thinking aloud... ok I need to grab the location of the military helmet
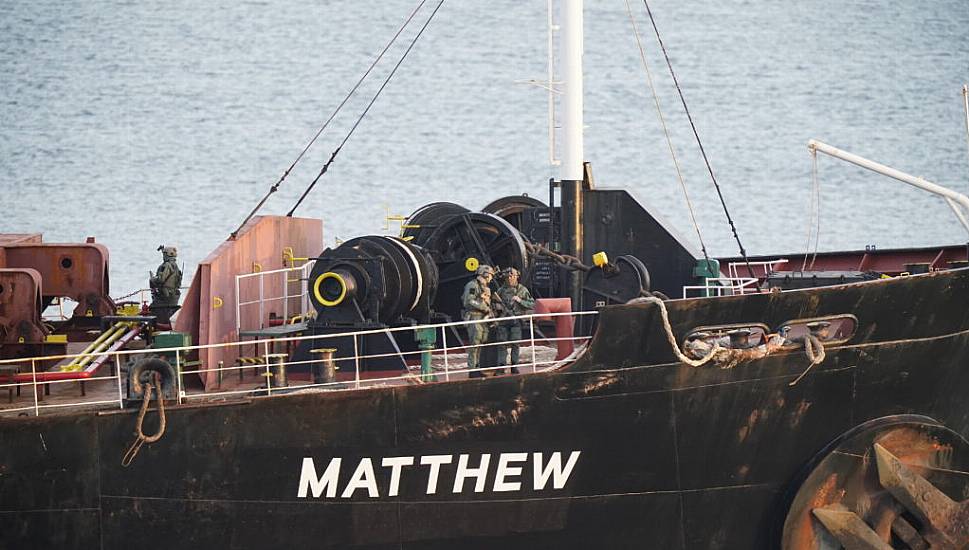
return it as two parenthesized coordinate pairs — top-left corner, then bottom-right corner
(476, 264), (494, 277)
(158, 245), (177, 259)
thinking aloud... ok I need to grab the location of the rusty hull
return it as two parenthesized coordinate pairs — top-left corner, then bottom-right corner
(2, 268), (969, 549)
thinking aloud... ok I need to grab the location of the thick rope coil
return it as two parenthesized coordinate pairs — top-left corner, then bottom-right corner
(637, 296), (721, 367)
(788, 334), (826, 387)
(121, 371), (167, 467)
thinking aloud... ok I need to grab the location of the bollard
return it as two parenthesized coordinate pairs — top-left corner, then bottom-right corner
(310, 348), (338, 385)
(265, 353), (288, 388)
(414, 327), (438, 383)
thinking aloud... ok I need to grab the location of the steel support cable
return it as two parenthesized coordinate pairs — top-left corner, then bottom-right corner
(229, 0), (429, 238)
(641, 0), (759, 286)
(801, 150), (822, 272)
(622, 0), (709, 264)
(800, 150), (816, 272)
(287, 0), (447, 216)
(963, 85), (969, 174)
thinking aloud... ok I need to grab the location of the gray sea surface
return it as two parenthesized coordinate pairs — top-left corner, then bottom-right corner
(2, 0), (968, 295)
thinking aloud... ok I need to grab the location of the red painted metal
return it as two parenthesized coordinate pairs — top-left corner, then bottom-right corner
(174, 215), (323, 390)
(0, 241), (115, 317)
(534, 297), (575, 360)
(723, 244), (968, 278)
(0, 268), (47, 345)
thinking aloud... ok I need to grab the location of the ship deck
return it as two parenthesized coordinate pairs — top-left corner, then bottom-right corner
(0, 343), (564, 417)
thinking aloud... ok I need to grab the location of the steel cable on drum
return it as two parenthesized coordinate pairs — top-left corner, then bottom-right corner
(622, 0), (709, 265)
(287, 0), (448, 216)
(229, 0), (431, 238)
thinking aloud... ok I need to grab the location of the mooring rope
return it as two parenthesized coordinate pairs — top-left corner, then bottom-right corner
(229, 0), (430, 238)
(788, 334), (826, 386)
(121, 371), (167, 467)
(622, 0), (709, 264)
(638, 296), (721, 367)
(641, 0), (759, 287)
(287, 0), (448, 216)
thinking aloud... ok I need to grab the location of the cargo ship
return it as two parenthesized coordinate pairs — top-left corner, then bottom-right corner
(2, 1), (969, 549)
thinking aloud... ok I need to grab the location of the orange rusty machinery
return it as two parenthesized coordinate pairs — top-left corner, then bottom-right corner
(0, 236), (117, 358)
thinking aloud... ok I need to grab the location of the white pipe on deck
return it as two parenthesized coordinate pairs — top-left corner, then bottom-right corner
(807, 139), (969, 236)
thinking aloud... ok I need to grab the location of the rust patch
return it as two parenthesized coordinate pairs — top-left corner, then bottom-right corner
(419, 397), (530, 442)
(788, 400), (813, 430)
(875, 427), (954, 470)
(555, 372), (621, 399)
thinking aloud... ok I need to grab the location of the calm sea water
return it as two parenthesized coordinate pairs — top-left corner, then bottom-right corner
(2, 0), (968, 294)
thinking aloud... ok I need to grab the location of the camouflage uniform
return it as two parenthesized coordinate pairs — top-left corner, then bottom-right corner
(495, 274), (535, 372)
(150, 246), (182, 308)
(462, 266), (494, 373)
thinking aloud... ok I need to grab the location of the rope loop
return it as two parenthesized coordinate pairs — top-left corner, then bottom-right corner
(121, 371), (168, 467)
(788, 334), (826, 387)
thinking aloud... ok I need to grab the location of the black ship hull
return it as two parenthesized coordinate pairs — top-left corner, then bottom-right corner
(3, 268), (969, 549)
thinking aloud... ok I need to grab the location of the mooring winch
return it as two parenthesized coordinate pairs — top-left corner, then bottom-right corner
(307, 235), (439, 327)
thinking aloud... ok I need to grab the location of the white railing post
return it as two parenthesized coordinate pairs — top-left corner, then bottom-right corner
(263, 341), (272, 396)
(258, 273), (265, 328)
(530, 316), (538, 373)
(235, 276), (241, 337)
(441, 328), (450, 381)
(282, 270), (289, 322)
(31, 359), (39, 416)
(175, 350), (184, 404)
(115, 353), (124, 409)
(353, 334), (361, 389)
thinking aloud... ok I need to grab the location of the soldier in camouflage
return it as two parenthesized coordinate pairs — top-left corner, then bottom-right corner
(462, 264), (494, 377)
(149, 246), (183, 323)
(495, 267), (535, 374)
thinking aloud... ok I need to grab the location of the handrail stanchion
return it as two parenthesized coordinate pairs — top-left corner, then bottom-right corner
(31, 359), (39, 416)
(115, 353), (124, 409)
(442, 328), (450, 382)
(530, 315), (538, 373)
(235, 276), (241, 339)
(353, 334), (361, 389)
(282, 270), (289, 322)
(263, 341), (272, 396)
(175, 350), (184, 404)
(258, 273), (265, 329)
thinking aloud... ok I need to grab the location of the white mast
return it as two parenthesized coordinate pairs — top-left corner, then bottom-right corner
(560, 0), (584, 181)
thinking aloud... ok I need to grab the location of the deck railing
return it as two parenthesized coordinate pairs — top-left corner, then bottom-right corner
(235, 261), (316, 333)
(0, 310), (594, 417)
(727, 258), (788, 280)
(682, 277), (760, 298)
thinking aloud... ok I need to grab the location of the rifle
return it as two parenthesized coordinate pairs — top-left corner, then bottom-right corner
(488, 268), (515, 325)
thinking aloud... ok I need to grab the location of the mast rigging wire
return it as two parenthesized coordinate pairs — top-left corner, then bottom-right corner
(622, 0), (709, 264)
(229, 0), (430, 238)
(801, 149), (822, 272)
(287, 0), (447, 216)
(641, 0), (759, 285)
(963, 85), (969, 175)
